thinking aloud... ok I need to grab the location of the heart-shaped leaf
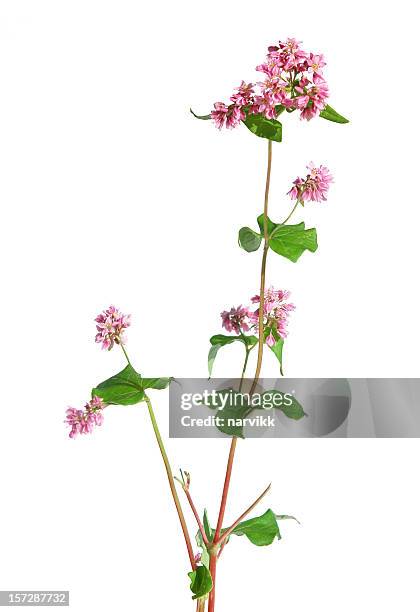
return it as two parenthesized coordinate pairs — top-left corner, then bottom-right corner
(238, 227), (262, 252)
(229, 509), (281, 546)
(269, 222), (318, 262)
(92, 364), (145, 405)
(242, 215), (318, 262)
(92, 365), (171, 406)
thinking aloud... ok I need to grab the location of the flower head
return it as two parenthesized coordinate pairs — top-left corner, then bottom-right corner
(288, 163), (333, 203)
(220, 288), (294, 346)
(95, 305), (131, 350)
(210, 37), (329, 129)
(221, 305), (252, 334)
(65, 396), (106, 439)
(250, 287), (295, 344)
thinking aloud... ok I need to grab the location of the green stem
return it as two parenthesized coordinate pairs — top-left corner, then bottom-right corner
(120, 343), (132, 366)
(118, 344), (196, 571)
(144, 394), (197, 571)
(280, 200), (299, 225)
(238, 347), (250, 392)
(250, 139), (272, 396)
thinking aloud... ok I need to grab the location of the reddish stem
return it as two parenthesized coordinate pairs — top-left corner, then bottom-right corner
(208, 140), (273, 612)
(208, 553), (217, 612)
(216, 483), (271, 547)
(184, 488), (209, 547)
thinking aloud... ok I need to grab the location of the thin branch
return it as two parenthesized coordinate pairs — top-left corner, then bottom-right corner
(215, 483), (271, 547)
(183, 487), (209, 547)
(280, 200), (299, 225)
(144, 395), (197, 571)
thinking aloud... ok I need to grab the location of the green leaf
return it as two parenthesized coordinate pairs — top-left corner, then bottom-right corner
(257, 214), (277, 236)
(279, 396), (306, 420)
(262, 390), (306, 420)
(208, 335), (257, 377)
(208, 344), (221, 377)
(320, 104), (349, 124)
(268, 333), (284, 375)
(195, 510), (213, 569)
(238, 227), (262, 252)
(229, 509), (281, 546)
(92, 364), (145, 405)
(242, 113), (282, 142)
(203, 509), (213, 543)
(243, 215), (318, 262)
(269, 221), (318, 262)
(92, 365), (171, 406)
(188, 565), (213, 600)
(141, 377), (172, 390)
(190, 108), (211, 120)
(202, 388), (251, 438)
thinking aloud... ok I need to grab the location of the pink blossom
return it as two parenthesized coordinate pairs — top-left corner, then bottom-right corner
(95, 305), (131, 351)
(288, 163), (333, 203)
(211, 102), (230, 129)
(221, 305), (252, 335)
(250, 287), (295, 344)
(65, 396), (106, 439)
(209, 38), (329, 130)
(220, 288), (295, 346)
(211, 102), (244, 130)
(307, 53), (326, 75)
(230, 81), (254, 106)
(295, 74), (329, 120)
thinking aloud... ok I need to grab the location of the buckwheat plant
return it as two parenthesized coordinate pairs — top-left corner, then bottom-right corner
(190, 37), (348, 611)
(65, 37), (348, 612)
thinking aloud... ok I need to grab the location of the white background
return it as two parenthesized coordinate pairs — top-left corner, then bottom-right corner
(1, 1), (420, 610)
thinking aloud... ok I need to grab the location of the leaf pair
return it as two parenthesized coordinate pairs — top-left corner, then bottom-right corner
(208, 331), (284, 380)
(91, 364), (171, 405)
(208, 334), (257, 377)
(239, 214), (318, 263)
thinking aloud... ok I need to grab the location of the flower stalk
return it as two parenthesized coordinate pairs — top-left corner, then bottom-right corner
(208, 140), (273, 612)
(144, 394), (197, 571)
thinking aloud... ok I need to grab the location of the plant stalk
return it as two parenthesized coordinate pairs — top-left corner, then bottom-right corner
(216, 483), (271, 547)
(184, 488), (210, 547)
(208, 140), (273, 612)
(144, 394), (197, 571)
(119, 345), (196, 571)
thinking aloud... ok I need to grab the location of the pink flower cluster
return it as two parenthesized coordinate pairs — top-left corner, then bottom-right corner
(211, 38), (329, 129)
(221, 287), (295, 346)
(221, 305), (252, 334)
(95, 305), (131, 350)
(65, 396), (105, 439)
(288, 163), (333, 203)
